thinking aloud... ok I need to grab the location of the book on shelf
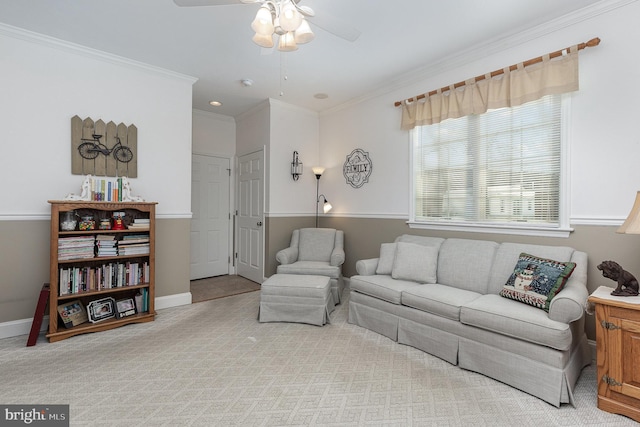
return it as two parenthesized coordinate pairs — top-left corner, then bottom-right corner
(119, 234), (149, 245)
(58, 260), (149, 295)
(95, 234), (118, 257)
(89, 176), (124, 202)
(119, 243), (149, 256)
(58, 235), (95, 260)
(127, 218), (150, 230)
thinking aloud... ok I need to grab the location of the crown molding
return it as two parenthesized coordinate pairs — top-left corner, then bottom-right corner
(0, 23), (197, 84)
(193, 108), (236, 123)
(321, 0), (637, 117)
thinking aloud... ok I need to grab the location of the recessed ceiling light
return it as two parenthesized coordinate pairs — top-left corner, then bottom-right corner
(314, 93), (329, 99)
(209, 101), (222, 106)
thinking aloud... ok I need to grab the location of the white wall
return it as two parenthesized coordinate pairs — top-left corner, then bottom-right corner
(319, 1), (640, 225)
(0, 25), (195, 218)
(268, 99), (320, 216)
(192, 109), (236, 157)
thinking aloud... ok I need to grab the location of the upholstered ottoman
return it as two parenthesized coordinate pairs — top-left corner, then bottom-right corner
(259, 274), (335, 326)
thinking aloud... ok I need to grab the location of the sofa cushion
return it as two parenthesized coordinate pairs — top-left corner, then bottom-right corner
(391, 242), (438, 283)
(460, 294), (572, 351)
(396, 235), (446, 249)
(376, 243), (396, 275)
(350, 274), (421, 305)
(401, 284), (482, 321)
(500, 253), (576, 312)
(487, 243), (575, 295)
(277, 261), (340, 279)
(436, 238), (499, 294)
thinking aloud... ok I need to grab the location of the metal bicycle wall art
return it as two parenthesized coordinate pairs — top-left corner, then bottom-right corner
(78, 134), (134, 163)
(71, 115), (138, 178)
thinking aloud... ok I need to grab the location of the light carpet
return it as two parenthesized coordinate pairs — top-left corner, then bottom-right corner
(0, 290), (635, 426)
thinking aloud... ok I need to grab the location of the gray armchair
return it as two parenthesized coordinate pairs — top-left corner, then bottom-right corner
(276, 228), (345, 303)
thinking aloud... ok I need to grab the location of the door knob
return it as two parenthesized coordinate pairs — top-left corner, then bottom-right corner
(257, 221), (263, 227)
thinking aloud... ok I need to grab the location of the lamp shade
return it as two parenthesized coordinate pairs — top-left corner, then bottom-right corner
(294, 18), (314, 44)
(618, 191), (640, 234)
(323, 200), (332, 213)
(279, 0), (303, 32)
(252, 32), (274, 48)
(278, 31), (298, 51)
(251, 5), (274, 35)
(312, 166), (325, 176)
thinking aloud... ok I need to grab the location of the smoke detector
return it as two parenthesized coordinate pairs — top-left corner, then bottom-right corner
(241, 79), (254, 87)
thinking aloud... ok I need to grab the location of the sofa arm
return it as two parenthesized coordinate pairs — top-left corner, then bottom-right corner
(356, 258), (379, 276)
(276, 247), (298, 265)
(548, 250), (588, 324)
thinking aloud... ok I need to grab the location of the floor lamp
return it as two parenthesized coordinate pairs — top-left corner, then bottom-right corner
(313, 167), (332, 228)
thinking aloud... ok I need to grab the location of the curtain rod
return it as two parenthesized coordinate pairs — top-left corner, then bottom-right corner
(394, 37), (601, 107)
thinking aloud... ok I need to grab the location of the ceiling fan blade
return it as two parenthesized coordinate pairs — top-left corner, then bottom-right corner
(310, 10), (360, 42)
(173, 0), (258, 6)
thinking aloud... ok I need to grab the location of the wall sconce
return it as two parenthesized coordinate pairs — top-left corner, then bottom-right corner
(291, 151), (303, 181)
(313, 167), (332, 227)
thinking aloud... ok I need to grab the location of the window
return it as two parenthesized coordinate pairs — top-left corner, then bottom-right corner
(411, 94), (570, 236)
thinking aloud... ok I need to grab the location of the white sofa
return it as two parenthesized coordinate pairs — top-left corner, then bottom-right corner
(348, 234), (591, 407)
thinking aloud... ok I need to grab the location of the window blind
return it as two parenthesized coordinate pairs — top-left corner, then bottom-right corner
(413, 94), (561, 226)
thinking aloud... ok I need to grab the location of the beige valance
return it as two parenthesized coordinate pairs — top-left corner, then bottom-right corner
(398, 38), (600, 131)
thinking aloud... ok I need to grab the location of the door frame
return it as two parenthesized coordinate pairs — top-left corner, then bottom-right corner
(191, 151), (235, 276)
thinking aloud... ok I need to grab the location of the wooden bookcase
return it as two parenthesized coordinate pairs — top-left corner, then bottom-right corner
(47, 201), (157, 342)
(588, 288), (640, 423)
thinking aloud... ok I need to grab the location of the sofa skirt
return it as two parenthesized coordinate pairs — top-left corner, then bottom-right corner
(348, 289), (592, 407)
(458, 333), (591, 407)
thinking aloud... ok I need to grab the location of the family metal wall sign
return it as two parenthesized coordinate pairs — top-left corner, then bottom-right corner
(343, 149), (372, 188)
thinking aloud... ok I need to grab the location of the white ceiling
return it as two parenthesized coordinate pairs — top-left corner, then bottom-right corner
(0, 0), (603, 118)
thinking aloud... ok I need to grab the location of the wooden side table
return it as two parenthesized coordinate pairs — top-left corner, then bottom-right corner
(588, 286), (640, 423)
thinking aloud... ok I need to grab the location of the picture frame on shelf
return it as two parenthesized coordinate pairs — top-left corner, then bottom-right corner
(87, 297), (116, 323)
(115, 298), (137, 319)
(57, 300), (88, 328)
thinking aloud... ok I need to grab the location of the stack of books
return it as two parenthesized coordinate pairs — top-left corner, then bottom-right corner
(127, 218), (150, 231)
(96, 235), (118, 257)
(58, 236), (95, 260)
(119, 234), (150, 256)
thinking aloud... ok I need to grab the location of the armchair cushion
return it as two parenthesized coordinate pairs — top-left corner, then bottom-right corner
(277, 261), (341, 279)
(298, 228), (339, 262)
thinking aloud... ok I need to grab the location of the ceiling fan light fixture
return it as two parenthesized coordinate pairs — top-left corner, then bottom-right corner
(294, 18), (314, 44)
(252, 32), (274, 48)
(278, 31), (298, 52)
(251, 5), (274, 35)
(279, 0), (303, 32)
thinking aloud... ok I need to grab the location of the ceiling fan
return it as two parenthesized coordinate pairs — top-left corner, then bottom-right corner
(173, 0), (361, 51)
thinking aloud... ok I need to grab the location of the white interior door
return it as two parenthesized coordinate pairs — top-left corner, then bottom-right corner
(236, 150), (264, 283)
(190, 154), (230, 280)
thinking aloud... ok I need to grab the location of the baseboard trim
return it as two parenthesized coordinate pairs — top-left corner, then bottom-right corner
(155, 292), (192, 310)
(0, 316), (49, 340)
(0, 292), (193, 340)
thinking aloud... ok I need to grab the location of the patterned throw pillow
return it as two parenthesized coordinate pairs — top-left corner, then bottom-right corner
(500, 253), (576, 312)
